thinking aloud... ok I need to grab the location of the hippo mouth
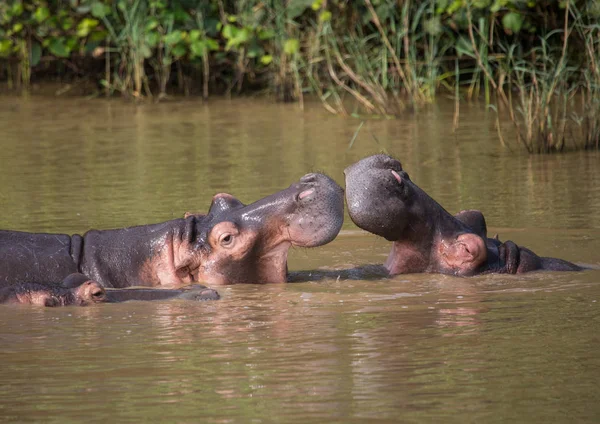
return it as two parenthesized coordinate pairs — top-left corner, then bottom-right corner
(276, 173), (345, 248)
(176, 264), (201, 284)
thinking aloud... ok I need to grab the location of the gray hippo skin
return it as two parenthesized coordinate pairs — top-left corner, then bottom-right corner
(344, 154), (581, 276)
(0, 173), (344, 287)
(0, 273), (220, 306)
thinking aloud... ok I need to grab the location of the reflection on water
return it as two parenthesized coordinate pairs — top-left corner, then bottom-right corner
(0, 96), (599, 423)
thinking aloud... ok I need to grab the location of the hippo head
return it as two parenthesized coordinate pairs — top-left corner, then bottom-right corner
(60, 273), (107, 305)
(344, 155), (487, 276)
(71, 280), (107, 305)
(174, 173), (344, 285)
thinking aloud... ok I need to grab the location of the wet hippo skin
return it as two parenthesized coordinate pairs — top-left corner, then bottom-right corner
(344, 154), (582, 276)
(0, 173), (344, 287)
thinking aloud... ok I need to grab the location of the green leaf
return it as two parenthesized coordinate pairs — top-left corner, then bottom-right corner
(190, 37), (219, 57)
(34, 7), (50, 23)
(145, 18), (159, 32)
(260, 54), (273, 65)
(455, 36), (474, 58)
(473, 0), (491, 8)
(48, 38), (71, 58)
(164, 30), (183, 46)
(319, 11), (332, 22)
(12, 23), (23, 33)
(189, 29), (201, 42)
(190, 39), (206, 57)
(11, 2), (24, 17)
(205, 38), (218, 51)
(222, 24), (238, 40)
(0, 39), (13, 58)
(89, 30), (108, 42)
(30, 41), (41, 66)
(66, 37), (78, 50)
(145, 31), (160, 48)
(284, 38), (299, 56)
(171, 43), (187, 58)
(502, 12), (524, 33)
(435, 0), (449, 14)
(62, 17), (75, 31)
(91, 1), (111, 19)
(76, 18), (99, 38)
(447, 0), (463, 14)
(224, 27), (250, 50)
(170, 6), (191, 23)
(490, 0), (503, 13)
(257, 28), (275, 40)
(287, 0), (313, 19)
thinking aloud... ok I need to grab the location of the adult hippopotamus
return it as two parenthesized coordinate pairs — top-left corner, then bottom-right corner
(344, 154), (581, 276)
(0, 273), (220, 306)
(0, 173), (343, 287)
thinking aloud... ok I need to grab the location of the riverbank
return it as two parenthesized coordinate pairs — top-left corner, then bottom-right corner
(1, 0), (599, 152)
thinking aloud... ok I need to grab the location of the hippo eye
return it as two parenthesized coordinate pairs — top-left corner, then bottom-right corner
(92, 290), (105, 299)
(219, 233), (234, 247)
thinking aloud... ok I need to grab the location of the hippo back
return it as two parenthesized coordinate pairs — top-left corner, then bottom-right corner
(0, 230), (80, 285)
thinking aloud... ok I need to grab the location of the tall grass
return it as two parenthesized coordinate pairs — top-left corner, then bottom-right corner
(465, 0), (600, 152)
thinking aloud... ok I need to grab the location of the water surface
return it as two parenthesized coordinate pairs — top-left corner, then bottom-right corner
(0, 96), (599, 423)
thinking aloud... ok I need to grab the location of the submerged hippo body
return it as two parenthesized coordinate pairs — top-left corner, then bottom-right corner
(0, 273), (220, 306)
(344, 155), (581, 276)
(0, 173), (344, 287)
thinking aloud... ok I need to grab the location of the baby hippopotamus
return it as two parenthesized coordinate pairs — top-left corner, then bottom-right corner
(0, 279), (106, 307)
(0, 273), (220, 307)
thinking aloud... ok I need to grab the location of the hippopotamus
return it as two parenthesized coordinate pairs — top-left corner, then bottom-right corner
(0, 273), (220, 306)
(0, 276), (106, 307)
(344, 154), (582, 276)
(0, 173), (343, 287)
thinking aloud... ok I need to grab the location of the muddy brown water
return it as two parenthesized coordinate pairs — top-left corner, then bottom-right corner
(0, 96), (599, 423)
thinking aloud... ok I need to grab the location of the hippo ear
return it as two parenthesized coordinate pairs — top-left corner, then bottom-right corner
(184, 211), (205, 219)
(61, 273), (93, 289)
(442, 233), (487, 275)
(208, 193), (245, 216)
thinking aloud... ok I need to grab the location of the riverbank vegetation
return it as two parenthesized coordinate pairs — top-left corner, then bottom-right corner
(1, 0), (599, 153)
